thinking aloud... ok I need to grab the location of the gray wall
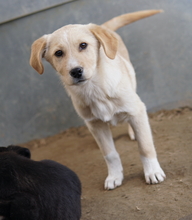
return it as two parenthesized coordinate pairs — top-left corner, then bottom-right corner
(0, 0), (73, 24)
(0, 0), (192, 146)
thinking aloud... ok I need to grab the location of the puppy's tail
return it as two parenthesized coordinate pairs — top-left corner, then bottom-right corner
(102, 10), (163, 31)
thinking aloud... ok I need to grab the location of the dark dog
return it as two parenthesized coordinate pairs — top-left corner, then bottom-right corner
(0, 146), (81, 220)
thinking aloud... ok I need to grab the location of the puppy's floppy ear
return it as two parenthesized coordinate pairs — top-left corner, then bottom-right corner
(0, 146), (8, 153)
(30, 35), (48, 74)
(89, 24), (118, 59)
(7, 145), (31, 158)
(17, 148), (31, 159)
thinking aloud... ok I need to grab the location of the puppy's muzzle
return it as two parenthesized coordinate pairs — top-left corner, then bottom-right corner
(70, 67), (85, 84)
(70, 67), (83, 78)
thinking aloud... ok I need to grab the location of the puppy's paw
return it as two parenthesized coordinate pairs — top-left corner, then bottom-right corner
(104, 151), (124, 190)
(128, 131), (135, 141)
(141, 156), (166, 184)
(145, 168), (166, 184)
(104, 173), (123, 190)
(128, 124), (135, 140)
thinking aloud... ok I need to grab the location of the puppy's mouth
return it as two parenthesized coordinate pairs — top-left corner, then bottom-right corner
(72, 78), (87, 85)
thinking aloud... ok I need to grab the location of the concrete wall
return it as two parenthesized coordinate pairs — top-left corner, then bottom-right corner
(0, 0), (73, 24)
(0, 0), (192, 146)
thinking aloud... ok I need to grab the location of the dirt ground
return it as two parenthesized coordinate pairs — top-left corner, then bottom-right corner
(22, 107), (192, 220)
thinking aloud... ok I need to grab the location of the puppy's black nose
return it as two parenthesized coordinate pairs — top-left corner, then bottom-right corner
(70, 67), (83, 79)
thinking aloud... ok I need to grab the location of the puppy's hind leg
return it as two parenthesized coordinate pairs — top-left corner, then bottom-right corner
(128, 123), (135, 140)
(86, 120), (123, 190)
(129, 102), (166, 184)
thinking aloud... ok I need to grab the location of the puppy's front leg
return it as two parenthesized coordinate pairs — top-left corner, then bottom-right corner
(129, 103), (166, 184)
(86, 120), (123, 190)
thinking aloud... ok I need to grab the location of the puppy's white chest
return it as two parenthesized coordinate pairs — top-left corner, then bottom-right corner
(90, 99), (115, 122)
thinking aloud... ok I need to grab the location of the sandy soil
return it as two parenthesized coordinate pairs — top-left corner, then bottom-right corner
(22, 107), (192, 220)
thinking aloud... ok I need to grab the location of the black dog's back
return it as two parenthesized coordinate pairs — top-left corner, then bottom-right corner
(0, 146), (81, 220)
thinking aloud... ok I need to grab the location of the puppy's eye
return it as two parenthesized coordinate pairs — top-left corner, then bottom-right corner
(79, 42), (87, 51)
(55, 50), (63, 57)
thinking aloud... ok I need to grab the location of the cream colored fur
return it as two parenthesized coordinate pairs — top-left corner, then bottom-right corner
(30, 10), (166, 189)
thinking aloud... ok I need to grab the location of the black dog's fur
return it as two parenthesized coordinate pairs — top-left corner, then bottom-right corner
(0, 146), (81, 220)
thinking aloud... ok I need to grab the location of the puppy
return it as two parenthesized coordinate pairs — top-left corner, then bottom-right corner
(0, 146), (81, 220)
(30, 10), (166, 190)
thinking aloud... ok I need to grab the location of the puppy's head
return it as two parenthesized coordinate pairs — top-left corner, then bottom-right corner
(0, 145), (31, 158)
(30, 24), (118, 86)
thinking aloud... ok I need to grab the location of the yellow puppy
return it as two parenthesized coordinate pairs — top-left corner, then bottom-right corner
(30, 10), (166, 190)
